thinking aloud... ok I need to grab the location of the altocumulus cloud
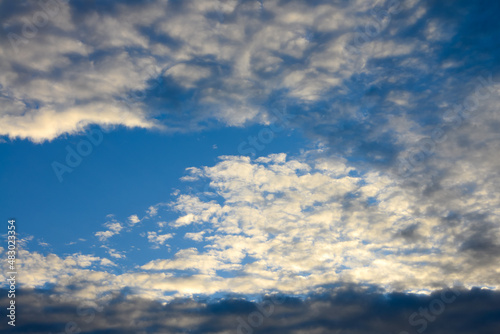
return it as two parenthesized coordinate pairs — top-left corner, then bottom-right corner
(1, 0), (498, 147)
(2, 0), (500, 333)
(2, 0), (500, 222)
(3, 151), (500, 301)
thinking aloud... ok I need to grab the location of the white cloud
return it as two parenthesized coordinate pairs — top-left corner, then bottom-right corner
(146, 232), (174, 249)
(138, 150), (500, 295)
(38, 240), (50, 247)
(7, 140), (500, 301)
(184, 231), (206, 242)
(5, 146), (500, 300)
(141, 247), (241, 275)
(95, 230), (115, 242)
(147, 206), (158, 217)
(0, 0), (433, 142)
(128, 214), (141, 225)
(107, 248), (126, 260)
(2, 0), (499, 302)
(95, 219), (124, 241)
(0, 250), (115, 297)
(100, 258), (117, 267)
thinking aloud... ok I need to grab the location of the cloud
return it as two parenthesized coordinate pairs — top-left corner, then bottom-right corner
(128, 214), (141, 225)
(1, 286), (499, 334)
(0, 249), (115, 297)
(1, 0), (497, 148)
(38, 240), (50, 247)
(94, 230), (116, 241)
(1, 0), (499, 317)
(146, 231), (174, 249)
(100, 258), (116, 267)
(147, 205), (158, 217)
(184, 231), (206, 242)
(6, 149), (500, 300)
(135, 150), (500, 294)
(95, 218), (124, 241)
(101, 246), (126, 260)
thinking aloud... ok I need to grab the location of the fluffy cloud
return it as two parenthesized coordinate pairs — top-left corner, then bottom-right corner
(185, 231), (206, 242)
(128, 214), (141, 225)
(0, 248), (116, 300)
(3, 149), (499, 301)
(95, 217), (124, 241)
(3, 0), (498, 148)
(146, 231), (174, 249)
(2, 0), (499, 307)
(140, 150), (500, 295)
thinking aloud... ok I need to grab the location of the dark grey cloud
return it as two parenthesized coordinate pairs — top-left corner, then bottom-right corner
(1, 286), (500, 333)
(394, 223), (423, 243)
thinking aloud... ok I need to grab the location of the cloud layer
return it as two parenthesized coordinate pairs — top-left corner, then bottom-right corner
(1, 1), (499, 331)
(2, 0), (499, 147)
(1, 286), (499, 334)
(4, 150), (499, 301)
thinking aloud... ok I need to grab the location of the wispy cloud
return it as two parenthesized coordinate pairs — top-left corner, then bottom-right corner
(95, 218), (124, 241)
(146, 231), (174, 249)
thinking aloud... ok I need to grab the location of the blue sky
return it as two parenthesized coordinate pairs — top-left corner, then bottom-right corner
(1, 0), (500, 333)
(0, 124), (307, 270)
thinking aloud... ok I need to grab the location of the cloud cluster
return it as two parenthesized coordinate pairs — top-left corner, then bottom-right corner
(2, 2), (499, 239)
(0, 247), (116, 300)
(1, 2), (499, 322)
(2, 0), (498, 147)
(7, 150), (498, 302)
(94, 216), (124, 241)
(1, 286), (499, 334)
(146, 231), (174, 249)
(141, 151), (500, 294)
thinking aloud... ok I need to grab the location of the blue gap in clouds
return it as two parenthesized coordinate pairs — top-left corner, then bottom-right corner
(0, 123), (309, 270)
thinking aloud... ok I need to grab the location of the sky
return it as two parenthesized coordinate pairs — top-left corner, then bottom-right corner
(0, 0), (500, 333)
